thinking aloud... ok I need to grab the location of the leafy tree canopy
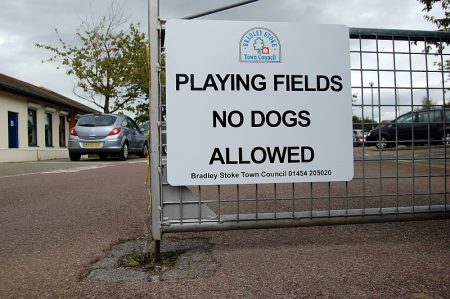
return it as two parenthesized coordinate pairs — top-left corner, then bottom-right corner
(36, 2), (149, 115)
(418, 0), (450, 31)
(418, 0), (450, 106)
(352, 115), (378, 130)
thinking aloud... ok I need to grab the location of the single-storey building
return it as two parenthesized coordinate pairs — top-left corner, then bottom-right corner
(0, 73), (97, 162)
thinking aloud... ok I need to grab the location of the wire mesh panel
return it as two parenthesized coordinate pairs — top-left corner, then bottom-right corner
(153, 27), (450, 236)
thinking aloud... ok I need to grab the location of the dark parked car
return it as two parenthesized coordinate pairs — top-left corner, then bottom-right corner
(68, 114), (147, 161)
(365, 108), (450, 149)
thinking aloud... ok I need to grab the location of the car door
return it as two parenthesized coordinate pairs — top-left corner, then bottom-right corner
(395, 112), (415, 144)
(120, 117), (133, 149)
(125, 117), (141, 151)
(413, 111), (430, 143)
(414, 110), (442, 143)
(129, 118), (145, 151)
(429, 110), (444, 141)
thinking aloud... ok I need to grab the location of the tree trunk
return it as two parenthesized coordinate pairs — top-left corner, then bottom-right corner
(104, 96), (110, 113)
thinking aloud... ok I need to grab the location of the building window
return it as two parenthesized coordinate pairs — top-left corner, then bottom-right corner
(28, 109), (37, 146)
(59, 115), (66, 147)
(45, 113), (53, 147)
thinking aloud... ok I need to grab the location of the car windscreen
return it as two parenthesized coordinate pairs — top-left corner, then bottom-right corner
(77, 115), (117, 127)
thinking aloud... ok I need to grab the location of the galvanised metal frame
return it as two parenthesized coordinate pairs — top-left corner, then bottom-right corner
(149, 0), (162, 240)
(150, 8), (450, 238)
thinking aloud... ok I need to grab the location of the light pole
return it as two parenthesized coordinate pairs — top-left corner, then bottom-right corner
(369, 82), (374, 129)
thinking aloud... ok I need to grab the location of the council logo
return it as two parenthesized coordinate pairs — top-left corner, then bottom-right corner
(240, 27), (281, 63)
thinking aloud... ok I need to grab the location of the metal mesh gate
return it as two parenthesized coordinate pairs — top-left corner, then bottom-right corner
(149, 17), (450, 239)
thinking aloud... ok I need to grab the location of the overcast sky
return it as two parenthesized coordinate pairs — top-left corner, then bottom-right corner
(0, 0), (438, 110)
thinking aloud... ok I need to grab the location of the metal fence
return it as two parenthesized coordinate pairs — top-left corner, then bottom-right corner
(149, 19), (450, 239)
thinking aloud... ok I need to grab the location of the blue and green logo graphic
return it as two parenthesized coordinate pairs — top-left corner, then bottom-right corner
(240, 27), (281, 63)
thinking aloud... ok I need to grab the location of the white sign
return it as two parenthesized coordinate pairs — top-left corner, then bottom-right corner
(166, 20), (353, 186)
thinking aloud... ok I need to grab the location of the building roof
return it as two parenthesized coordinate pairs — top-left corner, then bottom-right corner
(0, 73), (98, 114)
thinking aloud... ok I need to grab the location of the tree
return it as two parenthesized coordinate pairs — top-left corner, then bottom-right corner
(420, 96), (436, 109)
(253, 38), (264, 54)
(418, 0), (450, 31)
(419, 0), (450, 103)
(133, 55), (165, 124)
(352, 115), (378, 130)
(36, 2), (149, 114)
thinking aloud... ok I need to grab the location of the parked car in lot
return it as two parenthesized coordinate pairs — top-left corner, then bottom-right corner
(68, 114), (147, 161)
(365, 108), (450, 149)
(353, 131), (358, 147)
(137, 121), (166, 155)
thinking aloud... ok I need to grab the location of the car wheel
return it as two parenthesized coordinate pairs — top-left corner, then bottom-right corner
(69, 152), (81, 161)
(375, 136), (389, 149)
(119, 142), (129, 161)
(139, 143), (148, 158)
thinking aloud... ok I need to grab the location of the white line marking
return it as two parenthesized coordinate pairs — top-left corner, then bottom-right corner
(0, 164), (114, 179)
(0, 159), (146, 179)
(41, 164), (113, 174)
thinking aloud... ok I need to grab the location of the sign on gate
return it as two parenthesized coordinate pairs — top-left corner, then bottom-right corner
(166, 20), (353, 185)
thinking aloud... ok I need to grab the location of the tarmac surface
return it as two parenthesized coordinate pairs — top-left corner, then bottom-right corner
(0, 157), (449, 298)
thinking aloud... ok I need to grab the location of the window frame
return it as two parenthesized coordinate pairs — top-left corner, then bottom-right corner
(59, 115), (66, 147)
(45, 112), (53, 147)
(28, 109), (38, 147)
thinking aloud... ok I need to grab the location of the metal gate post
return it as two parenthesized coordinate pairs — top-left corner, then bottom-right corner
(148, 0), (162, 242)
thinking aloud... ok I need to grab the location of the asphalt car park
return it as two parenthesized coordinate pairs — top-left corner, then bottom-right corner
(355, 143), (449, 157)
(0, 150), (448, 297)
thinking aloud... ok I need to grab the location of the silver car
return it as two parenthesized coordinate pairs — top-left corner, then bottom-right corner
(68, 114), (147, 161)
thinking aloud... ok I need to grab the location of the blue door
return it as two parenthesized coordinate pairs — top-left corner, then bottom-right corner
(8, 111), (19, 148)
